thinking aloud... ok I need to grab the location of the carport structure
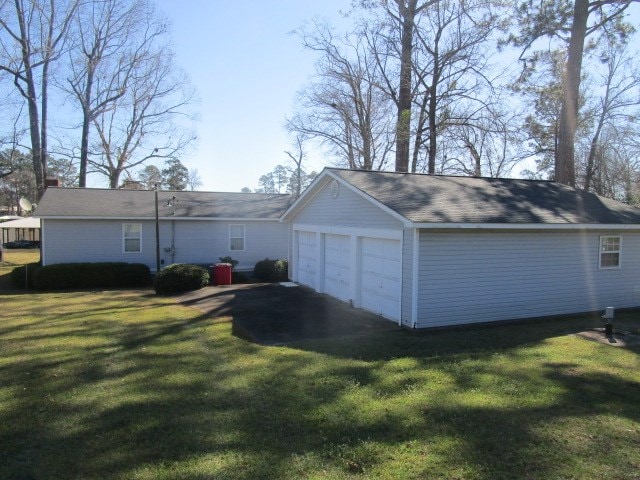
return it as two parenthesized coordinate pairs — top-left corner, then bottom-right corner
(1, 216), (40, 244)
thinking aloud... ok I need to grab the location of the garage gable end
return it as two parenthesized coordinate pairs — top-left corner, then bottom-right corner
(285, 172), (406, 230)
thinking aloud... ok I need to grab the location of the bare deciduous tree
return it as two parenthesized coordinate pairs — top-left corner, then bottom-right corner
(405, 0), (503, 173)
(0, 0), (79, 198)
(66, 0), (162, 187)
(581, 36), (640, 192)
(87, 23), (196, 188)
(285, 135), (307, 198)
(187, 168), (202, 191)
(288, 21), (395, 171)
(444, 101), (523, 178)
(509, 0), (635, 186)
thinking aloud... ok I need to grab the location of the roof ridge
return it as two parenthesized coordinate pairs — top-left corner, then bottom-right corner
(327, 167), (558, 185)
(45, 186), (292, 196)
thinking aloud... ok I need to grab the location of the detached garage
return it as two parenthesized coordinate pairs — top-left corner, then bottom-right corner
(282, 168), (640, 328)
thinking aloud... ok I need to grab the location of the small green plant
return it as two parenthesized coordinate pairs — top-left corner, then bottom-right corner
(253, 258), (288, 282)
(218, 256), (239, 270)
(154, 263), (209, 295)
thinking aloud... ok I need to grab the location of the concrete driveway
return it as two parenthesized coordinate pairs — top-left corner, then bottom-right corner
(177, 283), (401, 345)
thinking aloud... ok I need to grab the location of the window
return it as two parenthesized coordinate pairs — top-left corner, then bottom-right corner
(229, 224), (245, 251)
(123, 223), (142, 253)
(599, 236), (621, 268)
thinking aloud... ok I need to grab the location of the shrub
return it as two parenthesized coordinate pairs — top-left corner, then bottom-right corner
(11, 262), (42, 289)
(154, 263), (209, 295)
(218, 256), (239, 270)
(232, 271), (249, 284)
(33, 262), (151, 290)
(253, 258), (288, 282)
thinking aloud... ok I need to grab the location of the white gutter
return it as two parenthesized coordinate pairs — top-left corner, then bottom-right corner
(34, 216), (280, 221)
(411, 222), (640, 231)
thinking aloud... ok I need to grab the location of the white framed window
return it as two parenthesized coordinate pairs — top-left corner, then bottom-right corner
(123, 223), (142, 253)
(229, 224), (245, 251)
(599, 235), (621, 269)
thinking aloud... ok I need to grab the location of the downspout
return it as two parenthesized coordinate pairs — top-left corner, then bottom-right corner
(171, 220), (176, 264)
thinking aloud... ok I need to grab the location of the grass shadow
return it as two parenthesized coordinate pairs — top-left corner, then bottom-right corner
(1, 290), (639, 479)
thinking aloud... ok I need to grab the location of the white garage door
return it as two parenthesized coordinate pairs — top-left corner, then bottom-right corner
(324, 234), (351, 302)
(360, 237), (402, 321)
(297, 231), (317, 288)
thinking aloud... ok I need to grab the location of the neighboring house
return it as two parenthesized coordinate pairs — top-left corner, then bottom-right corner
(1, 216), (40, 244)
(35, 188), (292, 272)
(282, 168), (640, 328)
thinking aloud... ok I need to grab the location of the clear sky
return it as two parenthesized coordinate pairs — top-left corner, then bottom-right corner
(155, 0), (351, 192)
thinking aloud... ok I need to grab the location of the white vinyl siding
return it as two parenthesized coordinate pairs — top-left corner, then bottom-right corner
(41, 219), (289, 271)
(293, 179), (403, 230)
(600, 235), (621, 269)
(123, 223), (141, 253)
(229, 224), (245, 251)
(417, 230), (640, 328)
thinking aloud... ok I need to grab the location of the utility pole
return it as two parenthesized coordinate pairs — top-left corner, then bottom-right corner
(154, 185), (160, 273)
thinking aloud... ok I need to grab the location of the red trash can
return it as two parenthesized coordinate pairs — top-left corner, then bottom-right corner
(213, 262), (232, 286)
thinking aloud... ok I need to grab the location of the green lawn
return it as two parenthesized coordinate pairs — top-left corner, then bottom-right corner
(1, 289), (639, 480)
(0, 248), (40, 289)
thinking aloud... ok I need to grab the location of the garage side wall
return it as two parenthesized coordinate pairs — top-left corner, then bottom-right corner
(417, 230), (640, 327)
(41, 219), (289, 272)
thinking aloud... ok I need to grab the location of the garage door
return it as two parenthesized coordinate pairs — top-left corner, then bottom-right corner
(324, 234), (351, 302)
(297, 231), (317, 288)
(360, 237), (402, 321)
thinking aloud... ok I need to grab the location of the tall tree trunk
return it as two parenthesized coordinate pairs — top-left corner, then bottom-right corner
(583, 114), (606, 192)
(427, 63), (439, 174)
(411, 92), (429, 173)
(466, 142), (482, 177)
(40, 57), (49, 184)
(556, 0), (588, 186)
(79, 109), (90, 187)
(110, 168), (122, 189)
(14, 0), (45, 199)
(395, 0), (418, 173)
(79, 66), (96, 188)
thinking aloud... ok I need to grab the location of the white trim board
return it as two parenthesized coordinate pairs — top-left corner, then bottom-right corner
(412, 222), (640, 231)
(35, 216), (280, 222)
(293, 223), (403, 241)
(411, 228), (419, 328)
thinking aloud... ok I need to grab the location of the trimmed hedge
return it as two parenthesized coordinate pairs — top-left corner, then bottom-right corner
(11, 262), (42, 289)
(154, 263), (209, 295)
(253, 258), (288, 282)
(32, 262), (151, 290)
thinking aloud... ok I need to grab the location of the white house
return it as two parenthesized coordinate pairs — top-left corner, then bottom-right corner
(282, 168), (640, 328)
(35, 188), (291, 272)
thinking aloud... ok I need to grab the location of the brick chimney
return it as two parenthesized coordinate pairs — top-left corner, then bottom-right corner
(120, 180), (144, 190)
(44, 178), (60, 189)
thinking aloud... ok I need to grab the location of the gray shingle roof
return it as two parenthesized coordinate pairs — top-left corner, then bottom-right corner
(330, 169), (640, 224)
(35, 188), (292, 219)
